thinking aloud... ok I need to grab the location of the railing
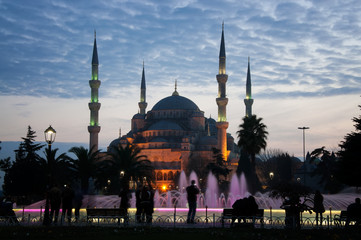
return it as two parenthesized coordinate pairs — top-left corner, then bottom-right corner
(0, 213), (354, 228)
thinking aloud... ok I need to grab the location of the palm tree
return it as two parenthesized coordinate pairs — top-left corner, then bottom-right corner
(39, 148), (71, 188)
(68, 146), (101, 194)
(237, 115), (268, 165)
(104, 143), (154, 194)
(237, 115), (268, 193)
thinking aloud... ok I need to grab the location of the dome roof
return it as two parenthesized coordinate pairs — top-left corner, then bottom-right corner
(148, 120), (183, 130)
(132, 113), (144, 119)
(152, 95), (199, 111)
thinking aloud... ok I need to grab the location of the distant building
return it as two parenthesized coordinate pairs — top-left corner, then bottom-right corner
(88, 25), (254, 189)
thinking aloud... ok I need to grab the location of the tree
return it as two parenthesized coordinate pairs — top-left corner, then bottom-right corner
(2, 126), (45, 203)
(102, 143), (154, 194)
(38, 147), (71, 189)
(207, 148), (230, 180)
(68, 146), (101, 194)
(309, 147), (343, 193)
(237, 115), (269, 193)
(338, 105), (361, 188)
(258, 150), (297, 187)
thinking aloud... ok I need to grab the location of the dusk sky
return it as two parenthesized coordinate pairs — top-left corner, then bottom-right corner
(0, 0), (360, 159)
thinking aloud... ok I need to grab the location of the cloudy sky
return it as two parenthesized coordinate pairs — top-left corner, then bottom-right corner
(0, 0), (360, 159)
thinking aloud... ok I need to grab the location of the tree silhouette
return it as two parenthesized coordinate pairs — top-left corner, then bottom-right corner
(237, 115), (268, 193)
(101, 143), (154, 194)
(309, 147), (343, 193)
(338, 105), (361, 188)
(1, 126), (45, 203)
(39, 147), (71, 189)
(68, 146), (101, 194)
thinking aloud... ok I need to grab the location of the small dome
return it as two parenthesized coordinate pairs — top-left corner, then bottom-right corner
(148, 120), (183, 130)
(152, 95), (199, 111)
(132, 113), (144, 119)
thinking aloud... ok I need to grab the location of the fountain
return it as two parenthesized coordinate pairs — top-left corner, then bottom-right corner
(25, 171), (359, 210)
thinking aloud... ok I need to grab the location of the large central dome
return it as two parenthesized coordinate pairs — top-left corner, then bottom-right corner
(152, 95), (200, 111)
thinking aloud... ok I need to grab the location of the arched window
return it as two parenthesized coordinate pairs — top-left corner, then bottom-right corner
(157, 172), (162, 181)
(168, 171), (174, 181)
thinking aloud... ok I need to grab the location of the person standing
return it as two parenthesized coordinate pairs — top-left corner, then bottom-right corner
(313, 190), (325, 227)
(49, 184), (62, 224)
(61, 184), (74, 224)
(186, 180), (199, 224)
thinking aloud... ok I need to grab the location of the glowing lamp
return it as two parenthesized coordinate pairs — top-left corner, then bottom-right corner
(44, 125), (56, 145)
(162, 185), (167, 191)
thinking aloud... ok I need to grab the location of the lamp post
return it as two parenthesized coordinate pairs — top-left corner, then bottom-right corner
(298, 127), (309, 185)
(43, 125), (56, 226)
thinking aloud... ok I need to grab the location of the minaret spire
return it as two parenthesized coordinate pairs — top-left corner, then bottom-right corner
(216, 22), (229, 161)
(244, 56), (254, 117)
(88, 31), (101, 151)
(138, 61), (147, 115)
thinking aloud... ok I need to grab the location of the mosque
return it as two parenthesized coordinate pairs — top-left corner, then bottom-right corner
(87, 24), (254, 190)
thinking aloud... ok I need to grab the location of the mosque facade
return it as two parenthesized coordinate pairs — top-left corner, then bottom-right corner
(88, 25), (254, 190)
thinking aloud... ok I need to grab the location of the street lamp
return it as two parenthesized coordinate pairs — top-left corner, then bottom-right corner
(298, 127), (309, 185)
(269, 172), (274, 180)
(43, 125), (56, 226)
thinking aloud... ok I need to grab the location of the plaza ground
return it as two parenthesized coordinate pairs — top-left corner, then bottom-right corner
(1, 226), (361, 240)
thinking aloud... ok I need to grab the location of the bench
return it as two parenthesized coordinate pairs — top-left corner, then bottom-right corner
(221, 208), (264, 228)
(86, 208), (127, 225)
(334, 210), (361, 227)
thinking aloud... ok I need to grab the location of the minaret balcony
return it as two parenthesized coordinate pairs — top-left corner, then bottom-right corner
(216, 74), (228, 83)
(216, 97), (228, 106)
(89, 80), (101, 88)
(89, 102), (101, 111)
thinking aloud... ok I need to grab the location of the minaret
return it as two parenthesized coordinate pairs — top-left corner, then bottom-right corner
(244, 57), (254, 117)
(88, 31), (101, 151)
(138, 61), (147, 115)
(216, 22), (229, 161)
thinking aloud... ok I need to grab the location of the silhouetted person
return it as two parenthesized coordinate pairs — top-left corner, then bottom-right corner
(346, 197), (361, 227)
(313, 190), (325, 227)
(119, 185), (131, 224)
(73, 188), (83, 222)
(231, 198), (247, 225)
(186, 180), (199, 224)
(61, 184), (74, 224)
(140, 185), (154, 223)
(245, 196), (259, 216)
(135, 184), (143, 223)
(49, 184), (62, 224)
(231, 196), (259, 226)
(0, 197), (18, 224)
(281, 194), (301, 229)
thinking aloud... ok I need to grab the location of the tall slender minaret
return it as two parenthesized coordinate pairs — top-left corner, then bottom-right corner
(138, 61), (147, 115)
(244, 57), (254, 117)
(88, 31), (101, 151)
(216, 22), (229, 161)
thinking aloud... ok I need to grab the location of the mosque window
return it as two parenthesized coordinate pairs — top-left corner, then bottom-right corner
(157, 172), (162, 181)
(168, 172), (174, 180)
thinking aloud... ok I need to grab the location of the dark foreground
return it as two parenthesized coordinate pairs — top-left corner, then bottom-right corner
(1, 226), (361, 240)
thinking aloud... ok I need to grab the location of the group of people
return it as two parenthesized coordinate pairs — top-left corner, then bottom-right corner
(134, 185), (155, 223)
(48, 184), (83, 224)
(119, 180), (201, 225)
(231, 196), (259, 226)
(0, 196), (18, 223)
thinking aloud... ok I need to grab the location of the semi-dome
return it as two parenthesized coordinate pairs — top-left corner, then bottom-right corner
(152, 95), (199, 111)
